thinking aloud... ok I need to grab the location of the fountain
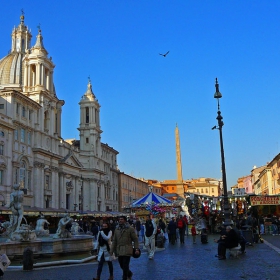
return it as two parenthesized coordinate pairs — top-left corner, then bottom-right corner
(0, 185), (93, 259)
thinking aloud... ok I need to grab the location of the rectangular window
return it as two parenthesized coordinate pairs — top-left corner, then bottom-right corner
(0, 170), (3, 184)
(14, 129), (18, 140)
(27, 132), (31, 145)
(29, 110), (32, 120)
(0, 145), (3, 155)
(0, 104), (4, 109)
(22, 106), (26, 117)
(66, 194), (70, 209)
(14, 168), (18, 184)
(212, 188), (214, 193)
(19, 168), (26, 188)
(27, 171), (31, 190)
(21, 128), (25, 142)
(201, 188), (204, 193)
(16, 103), (19, 114)
(86, 138), (89, 143)
(45, 175), (49, 189)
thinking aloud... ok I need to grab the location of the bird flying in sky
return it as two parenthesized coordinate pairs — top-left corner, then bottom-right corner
(159, 51), (169, 57)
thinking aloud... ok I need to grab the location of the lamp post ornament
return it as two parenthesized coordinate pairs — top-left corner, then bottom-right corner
(213, 78), (231, 226)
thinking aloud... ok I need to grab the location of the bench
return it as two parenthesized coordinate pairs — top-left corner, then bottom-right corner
(228, 245), (241, 258)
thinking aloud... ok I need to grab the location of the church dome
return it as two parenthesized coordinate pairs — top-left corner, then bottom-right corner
(0, 52), (24, 88)
(0, 14), (31, 89)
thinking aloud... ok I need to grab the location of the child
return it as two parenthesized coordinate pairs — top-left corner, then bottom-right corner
(191, 224), (197, 244)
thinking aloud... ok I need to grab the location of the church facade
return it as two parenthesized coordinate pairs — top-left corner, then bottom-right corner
(0, 15), (119, 212)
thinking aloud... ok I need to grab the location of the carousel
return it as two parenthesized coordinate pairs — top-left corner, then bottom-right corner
(130, 191), (177, 218)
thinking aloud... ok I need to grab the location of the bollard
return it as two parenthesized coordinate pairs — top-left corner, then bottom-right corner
(22, 247), (34, 271)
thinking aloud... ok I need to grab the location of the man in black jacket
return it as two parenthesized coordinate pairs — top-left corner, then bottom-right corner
(215, 225), (239, 260)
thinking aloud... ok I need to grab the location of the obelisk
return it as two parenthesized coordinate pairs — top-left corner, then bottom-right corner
(175, 124), (184, 198)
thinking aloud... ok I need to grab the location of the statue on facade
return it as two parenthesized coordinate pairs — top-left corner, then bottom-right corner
(53, 213), (73, 239)
(35, 214), (50, 236)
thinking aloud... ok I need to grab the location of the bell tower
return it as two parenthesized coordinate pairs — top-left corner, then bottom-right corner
(78, 79), (102, 155)
(11, 13), (32, 53)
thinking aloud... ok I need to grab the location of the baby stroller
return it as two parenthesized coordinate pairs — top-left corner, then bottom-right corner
(201, 229), (208, 244)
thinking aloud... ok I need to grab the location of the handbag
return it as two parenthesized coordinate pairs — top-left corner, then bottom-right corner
(132, 248), (141, 258)
(0, 254), (11, 275)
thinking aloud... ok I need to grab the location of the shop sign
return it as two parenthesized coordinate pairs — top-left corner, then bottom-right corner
(250, 196), (280, 206)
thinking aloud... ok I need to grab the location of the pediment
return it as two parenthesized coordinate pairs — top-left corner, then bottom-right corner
(65, 155), (83, 167)
(59, 151), (83, 168)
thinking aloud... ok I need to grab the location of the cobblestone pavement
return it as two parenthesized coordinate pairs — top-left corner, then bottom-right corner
(4, 234), (280, 280)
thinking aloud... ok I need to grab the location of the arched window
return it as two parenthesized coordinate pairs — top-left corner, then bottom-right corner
(19, 160), (26, 189)
(85, 107), (89, 123)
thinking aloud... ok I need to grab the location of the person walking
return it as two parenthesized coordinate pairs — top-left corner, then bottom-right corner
(110, 216), (139, 280)
(191, 224), (197, 244)
(135, 217), (141, 240)
(93, 222), (113, 280)
(183, 215), (189, 236)
(177, 215), (186, 244)
(144, 215), (157, 260)
(168, 217), (177, 245)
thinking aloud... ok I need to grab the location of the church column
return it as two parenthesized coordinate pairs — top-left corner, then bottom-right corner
(40, 64), (43, 86)
(89, 107), (93, 123)
(25, 32), (28, 49)
(52, 171), (58, 208)
(74, 176), (80, 211)
(36, 64), (40, 85)
(56, 107), (62, 137)
(23, 63), (28, 92)
(93, 108), (96, 123)
(49, 106), (55, 135)
(49, 70), (53, 93)
(83, 179), (90, 212)
(89, 180), (95, 211)
(40, 168), (45, 207)
(27, 65), (31, 88)
(80, 106), (83, 125)
(33, 162), (45, 207)
(59, 173), (66, 209)
(39, 101), (45, 132)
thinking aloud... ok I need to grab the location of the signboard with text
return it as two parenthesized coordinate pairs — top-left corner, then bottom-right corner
(250, 196), (280, 206)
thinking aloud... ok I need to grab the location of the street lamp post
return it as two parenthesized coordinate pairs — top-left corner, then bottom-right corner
(213, 78), (231, 226)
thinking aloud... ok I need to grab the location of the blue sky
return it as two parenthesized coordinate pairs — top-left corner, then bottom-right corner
(1, 1), (280, 188)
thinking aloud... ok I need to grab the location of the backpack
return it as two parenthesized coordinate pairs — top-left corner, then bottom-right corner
(145, 220), (154, 237)
(178, 219), (184, 229)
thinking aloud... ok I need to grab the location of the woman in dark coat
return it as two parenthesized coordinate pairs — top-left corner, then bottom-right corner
(167, 217), (177, 245)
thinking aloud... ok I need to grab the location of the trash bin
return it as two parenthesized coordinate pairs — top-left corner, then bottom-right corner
(156, 235), (165, 248)
(23, 247), (34, 271)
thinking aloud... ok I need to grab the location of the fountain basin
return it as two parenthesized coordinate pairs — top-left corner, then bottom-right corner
(0, 235), (93, 258)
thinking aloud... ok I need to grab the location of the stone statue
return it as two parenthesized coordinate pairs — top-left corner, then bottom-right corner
(71, 221), (84, 235)
(53, 213), (73, 239)
(8, 184), (24, 232)
(5, 184), (37, 241)
(35, 214), (50, 236)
